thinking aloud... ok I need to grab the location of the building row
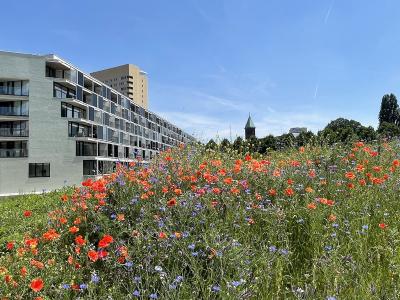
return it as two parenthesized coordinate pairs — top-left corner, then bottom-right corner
(0, 51), (194, 195)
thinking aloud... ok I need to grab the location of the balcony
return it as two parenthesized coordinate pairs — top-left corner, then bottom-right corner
(0, 128), (29, 138)
(0, 141), (28, 158)
(0, 108), (28, 117)
(0, 121), (29, 139)
(46, 60), (76, 83)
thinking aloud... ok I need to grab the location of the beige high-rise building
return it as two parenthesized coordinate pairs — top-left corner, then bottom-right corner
(91, 64), (148, 109)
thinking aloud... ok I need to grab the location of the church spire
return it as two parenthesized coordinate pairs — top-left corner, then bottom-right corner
(245, 114), (256, 139)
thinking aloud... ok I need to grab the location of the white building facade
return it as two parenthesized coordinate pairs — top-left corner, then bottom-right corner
(0, 51), (194, 195)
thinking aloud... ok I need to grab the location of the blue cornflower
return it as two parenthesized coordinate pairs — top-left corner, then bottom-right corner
(155, 266), (163, 272)
(212, 285), (221, 292)
(280, 249), (289, 255)
(131, 198), (138, 204)
(332, 223), (339, 228)
(110, 213), (117, 220)
(125, 261), (134, 268)
(182, 231), (189, 238)
(149, 293), (158, 299)
(175, 275), (184, 283)
(133, 276), (141, 283)
(91, 273), (100, 284)
(326, 297), (336, 300)
(324, 245), (333, 251)
(269, 245), (277, 252)
(362, 224), (369, 230)
(231, 281), (241, 287)
(191, 251), (199, 257)
(80, 283), (88, 289)
(133, 290), (140, 297)
(62, 284), (70, 289)
(188, 243), (195, 250)
(331, 233), (337, 238)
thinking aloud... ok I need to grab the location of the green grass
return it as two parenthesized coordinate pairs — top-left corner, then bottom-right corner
(0, 189), (71, 245)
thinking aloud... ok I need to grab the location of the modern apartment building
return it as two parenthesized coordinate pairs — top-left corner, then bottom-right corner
(0, 51), (194, 195)
(91, 64), (148, 109)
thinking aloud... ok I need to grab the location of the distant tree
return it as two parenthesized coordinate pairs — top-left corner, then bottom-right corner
(379, 93), (399, 126)
(358, 126), (377, 141)
(258, 135), (276, 153)
(318, 118), (376, 144)
(296, 131), (315, 146)
(245, 136), (259, 153)
(378, 121), (400, 138)
(232, 136), (244, 153)
(219, 138), (231, 151)
(276, 133), (295, 149)
(205, 139), (217, 150)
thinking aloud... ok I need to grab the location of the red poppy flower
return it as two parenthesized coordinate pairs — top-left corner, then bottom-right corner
(98, 249), (108, 259)
(284, 188), (294, 197)
(6, 241), (14, 250)
(167, 198), (177, 207)
(159, 232), (167, 239)
(30, 278), (44, 292)
(23, 210), (32, 217)
(75, 235), (86, 246)
(98, 235), (114, 248)
(69, 226), (79, 234)
(379, 223), (387, 229)
(88, 250), (99, 262)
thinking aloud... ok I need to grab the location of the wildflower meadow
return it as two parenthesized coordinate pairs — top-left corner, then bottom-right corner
(1, 141), (400, 299)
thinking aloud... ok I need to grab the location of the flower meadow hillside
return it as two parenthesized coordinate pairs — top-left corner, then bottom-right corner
(1, 142), (400, 299)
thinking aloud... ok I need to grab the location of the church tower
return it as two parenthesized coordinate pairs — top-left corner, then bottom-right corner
(245, 114), (256, 140)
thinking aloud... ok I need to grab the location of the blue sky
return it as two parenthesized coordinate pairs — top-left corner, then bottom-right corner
(2, 0), (400, 141)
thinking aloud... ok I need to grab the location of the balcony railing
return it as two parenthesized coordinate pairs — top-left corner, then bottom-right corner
(0, 148), (28, 158)
(0, 108), (28, 117)
(0, 88), (29, 97)
(0, 128), (29, 137)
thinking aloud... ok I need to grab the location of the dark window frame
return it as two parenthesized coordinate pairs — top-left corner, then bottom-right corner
(29, 163), (50, 178)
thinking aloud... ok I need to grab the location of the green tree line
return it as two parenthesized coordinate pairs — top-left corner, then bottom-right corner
(205, 93), (400, 153)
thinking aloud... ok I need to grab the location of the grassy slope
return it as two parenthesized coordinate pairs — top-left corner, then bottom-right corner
(0, 189), (70, 245)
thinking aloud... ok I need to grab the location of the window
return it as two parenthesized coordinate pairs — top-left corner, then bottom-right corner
(68, 122), (91, 137)
(29, 163), (50, 177)
(93, 125), (103, 139)
(76, 86), (82, 101)
(78, 72), (84, 86)
(76, 141), (97, 156)
(0, 121), (29, 137)
(0, 80), (29, 96)
(98, 96), (104, 109)
(83, 160), (97, 175)
(89, 107), (94, 121)
(54, 83), (76, 99)
(61, 103), (85, 119)
(0, 101), (28, 116)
